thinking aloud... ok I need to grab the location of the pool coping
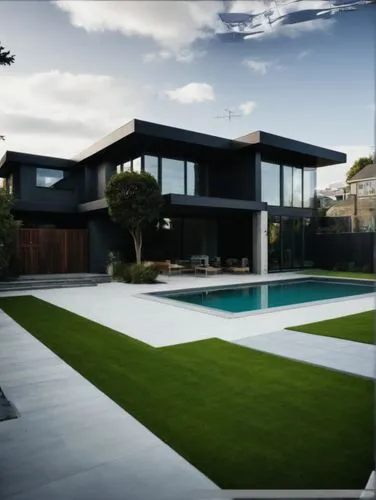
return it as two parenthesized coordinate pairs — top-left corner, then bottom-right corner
(136, 277), (375, 320)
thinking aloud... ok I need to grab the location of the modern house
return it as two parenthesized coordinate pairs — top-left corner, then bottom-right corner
(0, 119), (346, 275)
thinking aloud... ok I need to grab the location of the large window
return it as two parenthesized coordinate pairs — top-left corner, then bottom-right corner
(161, 158), (185, 195)
(132, 157), (141, 173)
(186, 161), (199, 196)
(36, 168), (65, 188)
(6, 174), (13, 194)
(303, 168), (316, 208)
(261, 162), (280, 206)
(144, 155), (159, 181)
(292, 167), (302, 207)
(268, 216), (315, 271)
(283, 166), (293, 206)
(358, 179), (376, 197)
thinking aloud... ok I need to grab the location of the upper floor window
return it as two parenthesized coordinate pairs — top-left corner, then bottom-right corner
(283, 165), (304, 208)
(303, 168), (316, 208)
(261, 162), (280, 206)
(144, 155), (159, 181)
(3, 175), (13, 194)
(358, 179), (376, 197)
(36, 168), (64, 188)
(132, 157), (141, 173)
(292, 167), (302, 207)
(186, 161), (199, 196)
(161, 158), (185, 195)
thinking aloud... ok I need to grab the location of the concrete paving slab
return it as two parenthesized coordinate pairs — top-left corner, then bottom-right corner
(0, 311), (219, 500)
(234, 330), (375, 379)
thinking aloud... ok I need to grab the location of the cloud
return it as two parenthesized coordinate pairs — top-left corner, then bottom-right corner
(143, 49), (206, 64)
(297, 49), (313, 59)
(238, 101), (256, 116)
(164, 82), (215, 104)
(0, 70), (146, 158)
(243, 58), (276, 74)
(54, 1), (222, 55)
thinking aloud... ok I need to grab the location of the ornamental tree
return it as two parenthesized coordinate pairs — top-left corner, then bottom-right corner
(0, 188), (22, 280)
(105, 171), (163, 265)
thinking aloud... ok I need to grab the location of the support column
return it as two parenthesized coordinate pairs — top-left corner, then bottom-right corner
(253, 210), (268, 275)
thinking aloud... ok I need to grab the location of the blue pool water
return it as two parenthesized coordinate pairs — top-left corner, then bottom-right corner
(160, 279), (374, 314)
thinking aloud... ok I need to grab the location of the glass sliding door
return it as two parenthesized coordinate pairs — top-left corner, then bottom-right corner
(293, 218), (303, 268)
(303, 217), (315, 267)
(281, 217), (294, 269)
(268, 215), (281, 271)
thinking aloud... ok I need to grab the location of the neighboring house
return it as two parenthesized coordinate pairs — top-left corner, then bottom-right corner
(0, 119), (346, 274)
(328, 164), (376, 231)
(317, 181), (347, 209)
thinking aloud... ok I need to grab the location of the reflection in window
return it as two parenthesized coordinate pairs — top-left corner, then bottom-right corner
(132, 157), (141, 173)
(292, 167), (302, 207)
(268, 215), (281, 271)
(116, 164), (122, 174)
(303, 168), (316, 208)
(36, 168), (65, 188)
(144, 155), (159, 181)
(6, 174), (13, 194)
(303, 217), (315, 267)
(161, 158), (185, 195)
(283, 166), (293, 207)
(124, 161), (131, 172)
(261, 162), (280, 206)
(187, 161), (199, 196)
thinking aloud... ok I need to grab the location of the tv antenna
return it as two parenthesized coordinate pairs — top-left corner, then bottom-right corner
(215, 108), (241, 122)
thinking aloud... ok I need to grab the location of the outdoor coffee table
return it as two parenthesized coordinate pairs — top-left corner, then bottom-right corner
(195, 266), (221, 277)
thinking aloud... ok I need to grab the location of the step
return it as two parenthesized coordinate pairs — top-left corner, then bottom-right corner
(0, 282), (99, 292)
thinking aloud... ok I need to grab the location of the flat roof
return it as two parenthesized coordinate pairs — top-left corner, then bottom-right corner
(0, 151), (76, 176)
(1, 120), (347, 171)
(73, 119), (235, 163)
(235, 131), (346, 167)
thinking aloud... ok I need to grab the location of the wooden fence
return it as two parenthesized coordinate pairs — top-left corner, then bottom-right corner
(15, 229), (88, 275)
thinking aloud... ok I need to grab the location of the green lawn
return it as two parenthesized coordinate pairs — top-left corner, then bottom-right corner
(300, 269), (375, 280)
(289, 310), (374, 344)
(0, 296), (373, 490)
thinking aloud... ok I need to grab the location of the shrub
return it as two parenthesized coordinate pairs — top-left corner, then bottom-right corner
(128, 263), (159, 284)
(111, 260), (129, 281)
(111, 260), (159, 284)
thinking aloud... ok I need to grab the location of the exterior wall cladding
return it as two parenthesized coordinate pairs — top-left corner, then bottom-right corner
(0, 119), (347, 274)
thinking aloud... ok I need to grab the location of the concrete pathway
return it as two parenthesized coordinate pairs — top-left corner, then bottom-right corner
(234, 329), (376, 379)
(0, 311), (219, 500)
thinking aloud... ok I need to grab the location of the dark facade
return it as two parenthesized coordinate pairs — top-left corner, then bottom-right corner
(0, 119), (346, 274)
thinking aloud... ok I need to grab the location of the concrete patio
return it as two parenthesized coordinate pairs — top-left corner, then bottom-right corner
(0, 311), (220, 500)
(0, 272), (373, 348)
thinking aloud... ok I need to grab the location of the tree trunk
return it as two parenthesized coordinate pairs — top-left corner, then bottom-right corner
(130, 228), (142, 264)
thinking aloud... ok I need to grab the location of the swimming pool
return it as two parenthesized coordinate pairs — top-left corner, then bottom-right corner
(148, 278), (374, 315)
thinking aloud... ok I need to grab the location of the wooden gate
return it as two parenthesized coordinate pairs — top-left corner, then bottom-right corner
(15, 229), (88, 275)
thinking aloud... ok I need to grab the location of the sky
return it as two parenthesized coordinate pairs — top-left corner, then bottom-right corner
(0, 0), (375, 188)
